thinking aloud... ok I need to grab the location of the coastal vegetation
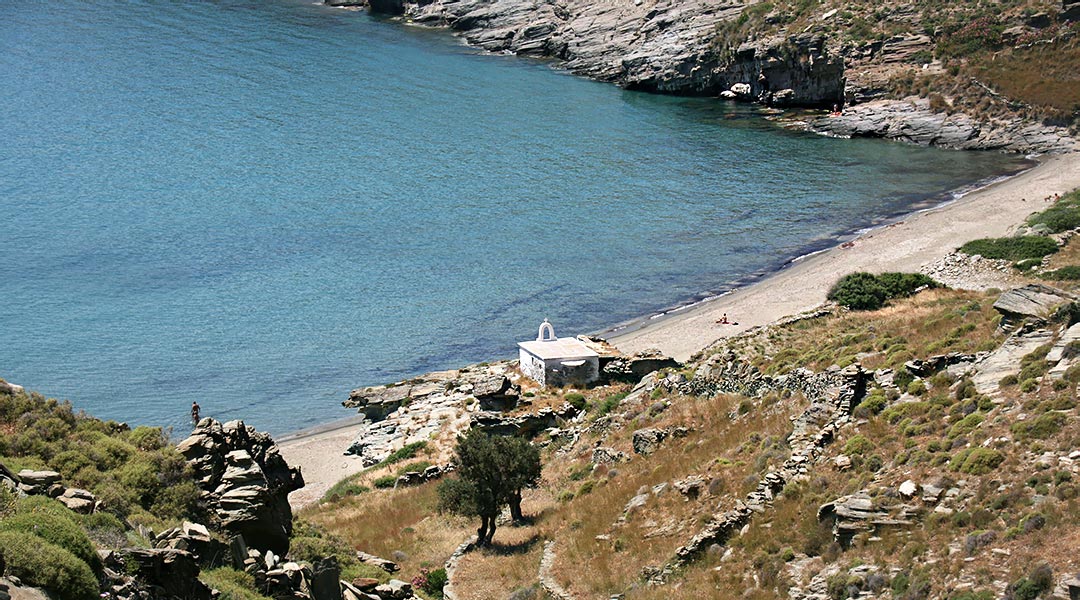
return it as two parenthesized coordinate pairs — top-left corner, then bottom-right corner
(826, 272), (939, 310)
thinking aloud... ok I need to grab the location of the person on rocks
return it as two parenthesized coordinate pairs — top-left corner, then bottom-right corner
(191, 400), (201, 424)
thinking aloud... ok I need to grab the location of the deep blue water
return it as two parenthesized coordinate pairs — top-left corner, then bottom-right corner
(0, 0), (1029, 435)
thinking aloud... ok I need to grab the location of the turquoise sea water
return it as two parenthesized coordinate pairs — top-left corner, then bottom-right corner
(0, 0), (1029, 434)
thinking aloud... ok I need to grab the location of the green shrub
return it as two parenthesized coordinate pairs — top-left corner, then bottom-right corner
(1027, 195), (1080, 233)
(376, 442), (428, 468)
(417, 567), (448, 598)
(958, 236), (1058, 261)
(0, 511), (100, 573)
(907, 380), (927, 396)
(0, 531), (98, 600)
(854, 390), (887, 416)
(128, 426), (167, 451)
(597, 392), (627, 416)
(373, 475), (398, 489)
(1011, 412), (1066, 440)
(950, 448), (1004, 475)
(843, 435), (874, 456)
(201, 567), (273, 600)
(564, 393), (586, 411)
(1065, 364), (1080, 384)
(1041, 265), (1080, 281)
(827, 272), (938, 311)
(893, 369), (915, 391)
(1013, 258), (1043, 272)
(322, 474), (369, 501)
(948, 413), (984, 439)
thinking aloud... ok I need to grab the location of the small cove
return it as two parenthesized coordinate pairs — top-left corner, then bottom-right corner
(0, 0), (1030, 434)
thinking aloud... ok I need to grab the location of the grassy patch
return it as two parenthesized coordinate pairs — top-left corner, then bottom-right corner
(958, 236), (1058, 261)
(201, 568), (274, 600)
(1027, 191), (1080, 233)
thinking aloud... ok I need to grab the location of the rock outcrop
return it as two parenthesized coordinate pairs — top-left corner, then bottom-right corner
(992, 284), (1078, 330)
(177, 419), (304, 555)
(601, 349), (680, 383)
(343, 364), (508, 465)
(355, 0), (844, 107)
(809, 98), (1079, 154)
(818, 491), (919, 547)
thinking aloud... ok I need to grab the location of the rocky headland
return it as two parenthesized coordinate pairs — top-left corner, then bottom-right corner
(325, 0), (1080, 154)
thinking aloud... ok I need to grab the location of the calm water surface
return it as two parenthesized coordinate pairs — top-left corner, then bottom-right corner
(0, 0), (1029, 434)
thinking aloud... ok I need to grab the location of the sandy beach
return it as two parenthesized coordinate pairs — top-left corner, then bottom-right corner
(610, 152), (1080, 361)
(281, 151), (1080, 508)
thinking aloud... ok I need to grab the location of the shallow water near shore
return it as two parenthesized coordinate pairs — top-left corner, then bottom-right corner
(0, 0), (1030, 435)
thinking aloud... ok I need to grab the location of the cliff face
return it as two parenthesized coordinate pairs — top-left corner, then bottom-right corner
(364, 0), (845, 107)
(348, 0), (1080, 152)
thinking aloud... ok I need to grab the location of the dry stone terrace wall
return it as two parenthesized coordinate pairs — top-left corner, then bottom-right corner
(635, 357), (870, 578)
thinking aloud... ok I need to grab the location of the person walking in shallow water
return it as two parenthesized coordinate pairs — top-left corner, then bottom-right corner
(191, 401), (201, 425)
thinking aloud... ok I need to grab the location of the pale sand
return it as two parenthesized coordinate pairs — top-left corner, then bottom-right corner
(281, 152), (1080, 508)
(610, 153), (1080, 361)
(278, 415), (370, 508)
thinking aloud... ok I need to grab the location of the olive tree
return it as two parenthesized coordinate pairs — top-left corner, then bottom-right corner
(436, 429), (541, 546)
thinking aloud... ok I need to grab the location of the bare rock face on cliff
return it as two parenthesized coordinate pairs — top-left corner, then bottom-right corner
(368, 0), (844, 106)
(177, 419), (304, 556)
(808, 98), (1079, 154)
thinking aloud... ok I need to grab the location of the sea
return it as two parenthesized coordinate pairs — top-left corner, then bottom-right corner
(0, 0), (1032, 435)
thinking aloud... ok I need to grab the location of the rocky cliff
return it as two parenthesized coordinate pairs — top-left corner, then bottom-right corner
(348, 0), (845, 107)
(333, 0), (1079, 152)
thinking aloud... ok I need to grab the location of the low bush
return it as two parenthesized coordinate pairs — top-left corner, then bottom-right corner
(843, 435), (874, 456)
(0, 531), (98, 600)
(1041, 265), (1080, 281)
(827, 272), (939, 311)
(1011, 412), (1066, 440)
(0, 510), (100, 573)
(373, 475), (398, 489)
(564, 393), (587, 411)
(413, 567), (448, 599)
(376, 442), (428, 468)
(948, 413), (984, 439)
(958, 236), (1058, 261)
(950, 448), (1005, 475)
(854, 390), (887, 417)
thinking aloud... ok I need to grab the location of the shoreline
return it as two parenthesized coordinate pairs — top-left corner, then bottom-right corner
(607, 152), (1080, 361)
(281, 151), (1080, 507)
(595, 161), (1033, 343)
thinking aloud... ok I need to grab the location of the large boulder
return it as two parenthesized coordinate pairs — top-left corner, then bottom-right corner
(177, 419), (303, 555)
(123, 548), (213, 600)
(992, 284), (1077, 329)
(632, 428), (669, 456)
(601, 349), (680, 383)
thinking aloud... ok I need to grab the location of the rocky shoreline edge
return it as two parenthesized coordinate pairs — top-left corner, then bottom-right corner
(324, 0), (1077, 154)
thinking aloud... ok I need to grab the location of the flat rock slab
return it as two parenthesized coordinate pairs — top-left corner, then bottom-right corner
(972, 329), (1055, 397)
(993, 284), (1076, 320)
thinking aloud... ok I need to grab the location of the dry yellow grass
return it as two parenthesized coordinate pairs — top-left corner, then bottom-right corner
(538, 393), (800, 599)
(726, 288), (1004, 375)
(300, 482), (474, 577)
(450, 525), (543, 599)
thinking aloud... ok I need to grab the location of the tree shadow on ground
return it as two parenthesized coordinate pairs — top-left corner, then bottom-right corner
(483, 533), (541, 556)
